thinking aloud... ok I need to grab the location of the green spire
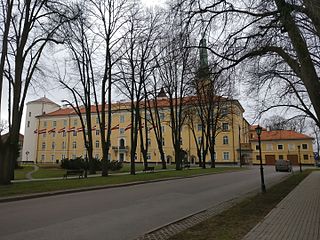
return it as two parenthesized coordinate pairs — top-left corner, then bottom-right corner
(199, 38), (208, 70)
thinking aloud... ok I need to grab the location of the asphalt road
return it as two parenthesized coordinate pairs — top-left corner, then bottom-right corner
(0, 166), (291, 240)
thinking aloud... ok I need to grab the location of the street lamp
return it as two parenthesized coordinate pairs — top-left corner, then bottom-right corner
(298, 145), (302, 173)
(255, 125), (266, 193)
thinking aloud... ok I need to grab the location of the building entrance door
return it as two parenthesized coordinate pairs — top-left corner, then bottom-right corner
(265, 155), (276, 165)
(287, 154), (299, 165)
(119, 153), (124, 162)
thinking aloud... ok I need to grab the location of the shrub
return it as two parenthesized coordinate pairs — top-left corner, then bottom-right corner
(108, 160), (123, 171)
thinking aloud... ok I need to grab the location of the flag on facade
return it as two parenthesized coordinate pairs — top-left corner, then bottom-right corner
(48, 128), (56, 133)
(77, 127), (84, 132)
(111, 124), (119, 131)
(125, 123), (132, 131)
(38, 129), (47, 134)
(58, 127), (66, 133)
(34, 129), (38, 134)
(91, 125), (96, 131)
(67, 127), (75, 132)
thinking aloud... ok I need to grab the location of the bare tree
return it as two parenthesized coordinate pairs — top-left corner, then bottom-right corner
(0, 0), (76, 184)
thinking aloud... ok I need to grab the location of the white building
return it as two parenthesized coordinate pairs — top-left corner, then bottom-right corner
(21, 97), (60, 163)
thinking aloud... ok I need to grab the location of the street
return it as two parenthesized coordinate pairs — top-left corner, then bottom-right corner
(0, 166), (291, 240)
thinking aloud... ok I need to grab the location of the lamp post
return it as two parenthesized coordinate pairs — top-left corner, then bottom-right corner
(298, 145), (302, 173)
(255, 125), (266, 193)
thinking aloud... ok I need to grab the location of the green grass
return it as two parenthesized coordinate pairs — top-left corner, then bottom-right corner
(169, 170), (311, 240)
(0, 167), (242, 198)
(14, 166), (34, 180)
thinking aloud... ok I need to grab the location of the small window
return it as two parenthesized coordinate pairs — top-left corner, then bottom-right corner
(51, 142), (55, 149)
(223, 152), (229, 160)
(42, 142), (46, 150)
(302, 144), (308, 150)
(96, 130), (100, 136)
(147, 138), (151, 145)
(279, 155), (284, 160)
(44, 121), (47, 127)
(223, 136), (229, 145)
(61, 154), (66, 160)
(52, 121), (57, 127)
(162, 138), (165, 146)
(180, 137), (183, 146)
(27, 121), (30, 128)
(63, 119), (67, 126)
(256, 145), (260, 150)
(62, 141), (66, 149)
(63, 132), (66, 137)
(159, 112), (165, 120)
(74, 119), (78, 126)
(41, 154), (45, 161)
(197, 124), (203, 131)
(95, 140), (100, 148)
(29, 112), (31, 117)
(198, 137), (202, 144)
(120, 115), (125, 123)
(277, 144), (283, 150)
(52, 132), (56, 138)
(96, 117), (99, 124)
(303, 155), (309, 160)
(222, 123), (229, 131)
(51, 155), (55, 161)
(72, 141), (77, 149)
(73, 131), (77, 137)
(119, 128), (125, 135)
(161, 126), (165, 133)
(43, 133), (46, 138)
(147, 153), (151, 160)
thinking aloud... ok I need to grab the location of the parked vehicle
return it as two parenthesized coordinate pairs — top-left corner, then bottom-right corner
(316, 161), (320, 167)
(275, 159), (292, 172)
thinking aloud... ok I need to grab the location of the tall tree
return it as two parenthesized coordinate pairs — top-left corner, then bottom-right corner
(0, 0), (76, 184)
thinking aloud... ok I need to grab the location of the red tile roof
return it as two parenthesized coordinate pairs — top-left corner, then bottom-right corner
(251, 130), (313, 141)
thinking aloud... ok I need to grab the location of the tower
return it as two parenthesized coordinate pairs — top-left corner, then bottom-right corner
(21, 97), (60, 163)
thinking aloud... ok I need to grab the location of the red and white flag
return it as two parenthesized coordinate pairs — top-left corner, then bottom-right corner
(111, 124), (120, 131)
(58, 127), (66, 133)
(67, 127), (75, 132)
(48, 128), (56, 133)
(91, 125), (97, 131)
(125, 123), (132, 131)
(77, 127), (84, 132)
(34, 129), (38, 134)
(38, 128), (47, 134)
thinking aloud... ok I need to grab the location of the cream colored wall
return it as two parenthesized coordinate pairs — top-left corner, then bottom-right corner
(251, 139), (314, 165)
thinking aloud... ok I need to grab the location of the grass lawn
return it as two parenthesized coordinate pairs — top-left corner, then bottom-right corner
(14, 166), (34, 180)
(0, 167), (242, 198)
(169, 170), (311, 240)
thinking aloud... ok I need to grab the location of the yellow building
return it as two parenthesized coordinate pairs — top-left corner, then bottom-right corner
(249, 126), (314, 165)
(23, 96), (249, 164)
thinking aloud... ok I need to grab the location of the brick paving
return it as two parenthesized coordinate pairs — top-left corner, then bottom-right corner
(135, 196), (248, 240)
(243, 171), (320, 240)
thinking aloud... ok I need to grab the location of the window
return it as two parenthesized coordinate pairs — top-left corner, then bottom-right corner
(147, 138), (151, 145)
(72, 141), (77, 149)
(256, 145), (260, 150)
(41, 154), (45, 161)
(96, 117), (99, 124)
(74, 119), (78, 126)
(96, 130), (100, 136)
(161, 126), (165, 133)
(221, 107), (228, 116)
(279, 155), (284, 160)
(277, 144), (283, 150)
(42, 142), (46, 150)
(51, 142), (55, 149)
(95, 140), (100, 148)
(256, 155), (261, 160)
(302, 144), (308, 150)
(73, 131), (77, 137)
(44, 121), (47, 127)
(52, 132), (56, 138)
(162, 138), (165, 146)
(120, 115), (125, 123)
(288, 144), (295, 151)
(222, 123), (229, 131)
(63, 119), (67, 126)
(159, 112), (165, 120)
(43, 133), (46, 138)
(62, 141), (66, 149)
(223, 136), (229, 145)
(180, 137), (183, 146)
(198, 137), (202, 144)
(51, 155), (55, 161)
(29, 112), (31, 117)
(223, 152), (230, 160)
(147, 153), (151, 160)
(53, 121), (57, 127)
(303, 155), (309, 160)
(63, 132), (66, 137)
(119, 128), (125, 135)
(197, 124), (203, 131)
(27, 121), (30, 128)
(266, 144), (273, 151)
(61, 154), (66, 160)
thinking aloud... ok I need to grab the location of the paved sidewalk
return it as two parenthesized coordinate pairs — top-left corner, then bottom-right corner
(243, 171), (320, 240)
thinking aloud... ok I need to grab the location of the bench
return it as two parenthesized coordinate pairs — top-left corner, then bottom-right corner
(143, 166), (154, 173)
(184, 164), (190, 169)
(63, 169), (84, 179)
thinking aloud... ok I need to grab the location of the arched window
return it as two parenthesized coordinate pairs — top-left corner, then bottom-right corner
(223, 136), (229, 145)
(119, 138), (125, 147)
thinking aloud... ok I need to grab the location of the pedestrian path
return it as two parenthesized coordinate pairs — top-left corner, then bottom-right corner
(243, 171), (320, 240)
(25, 165), (39, 180)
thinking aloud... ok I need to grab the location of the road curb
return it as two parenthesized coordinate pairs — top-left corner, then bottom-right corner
(0, 169), (241, 203)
